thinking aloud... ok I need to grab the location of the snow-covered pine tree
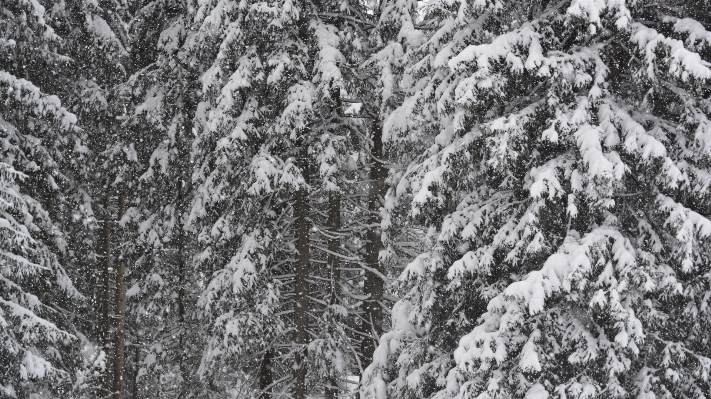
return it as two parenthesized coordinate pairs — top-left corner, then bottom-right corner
(347, 0), (424, 391)
(189, 0), (371, 397)
(188, 11), (311, 395)
(305, 70), (378, 399)
(312, 1), (431, 397)
(365, 0), (711, 398)
(45, 1), (140, 393)
(45, 2), (132, 396)
(187, 3), (284, 395)
(0, 0), (91, 396)
(116, 1), (210, 397)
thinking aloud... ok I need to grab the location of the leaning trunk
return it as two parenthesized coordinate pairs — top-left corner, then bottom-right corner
(325, 192), (341, 399)
(360, 122), (387, 384)
(293, 159), (311, 399)
(113, 195), (128, 399)
(101, 190), (113, 397)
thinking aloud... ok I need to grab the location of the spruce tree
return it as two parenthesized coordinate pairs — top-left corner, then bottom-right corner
(189, 0), (371, 396)
(0, 1), (90, 396)
(49, 2), (131, 396)
(117, 1), (209, 397)
(365, 0), (711, 398)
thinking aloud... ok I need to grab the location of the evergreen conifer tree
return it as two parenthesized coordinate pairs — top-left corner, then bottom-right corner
(365, 0), (711, 398)
(0, 1), (91, 396)
(189, 0), (374, 397)
(117, 1), (209, 397)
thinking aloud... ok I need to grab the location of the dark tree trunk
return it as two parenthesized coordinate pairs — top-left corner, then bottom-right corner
(259, 349), (275, 399)
(101, 190), (113, 397)
(175, 82), (198, 387)
(177, 251), (186, 375)
(360, 122), (387, 387)
(113, 195), (128, 399)
(293, 159), (311, 399)
(132, 343), (140, 399)
(328, 192), (342, 306)
(176, 95), (192, 384)
(325, 192), (341, 399)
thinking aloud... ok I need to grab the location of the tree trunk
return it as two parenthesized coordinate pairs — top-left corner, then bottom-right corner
(328, 192), (342, 307)
(101, 190), (113, 397)
(325, 192), (341, 399)
(259, 349), (275, 399)
(113, 195), (128, 399)
(360, 122), (387, 386)
(293, 160), (310, 399)
(176, 86), (194, 388)
(176, 224), (187, 383)
(132, 343), (140, 399)
(177, 253), (186, 376)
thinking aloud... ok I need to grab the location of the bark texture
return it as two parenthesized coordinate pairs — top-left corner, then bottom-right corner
(101, 191), (113, 397)
(293, 160), (311, 399)
(360, 122), (387, 383)
(325, 192), (341, 399)
(259, 349), (275, 399)
(112, 195), (128, 399)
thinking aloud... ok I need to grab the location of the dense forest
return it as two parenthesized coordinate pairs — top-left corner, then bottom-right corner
(2, 0), (711, 398)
